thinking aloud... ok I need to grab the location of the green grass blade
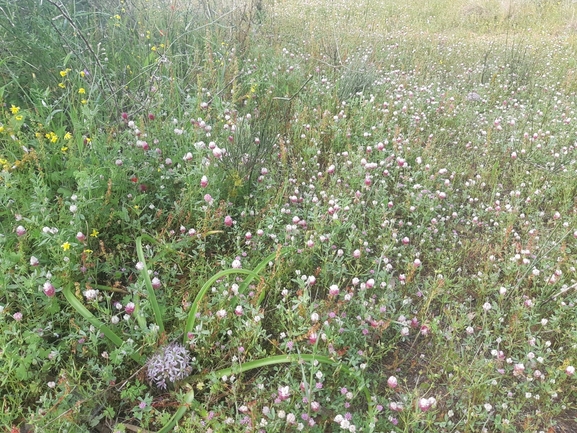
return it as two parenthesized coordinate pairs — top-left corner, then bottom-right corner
(248, 247), (288, 305)
(183, 268), (260, 343)
(156, 389), (197, 433)
(136, 236), (165, 334)
(63, 283), (143, 364)
(156, 353), (368, 433)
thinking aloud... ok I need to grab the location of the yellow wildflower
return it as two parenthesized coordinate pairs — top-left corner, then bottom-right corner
(45, 132), (58, 143)
(58, 83), (66, 89)
(90, 229), (99, 237)
(80, 70), (85, 78)
(151, 46), (157, 51)
(15, 115), (23, 121)
(78, 88), (85, 94)
(64, 132), (72, 140)
(81, 99), (88, 104)
(61, 242), (71, 251)
(60, 69), (69, 77)
(0, 126), (3, 133)
(83, 249), (93, 254)
(61, 146), (68, 153)
(10, 105), (20, 114)
(114, 14), (121, 19)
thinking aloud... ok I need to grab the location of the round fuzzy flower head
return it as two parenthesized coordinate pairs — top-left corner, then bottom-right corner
(147, 342), (193, 389)
(43, 281), (56, 297)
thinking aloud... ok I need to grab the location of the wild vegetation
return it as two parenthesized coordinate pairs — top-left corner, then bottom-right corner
(1, 0), (577, 431)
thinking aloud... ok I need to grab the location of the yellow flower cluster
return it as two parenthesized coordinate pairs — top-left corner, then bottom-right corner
(45, 132), (58, 143)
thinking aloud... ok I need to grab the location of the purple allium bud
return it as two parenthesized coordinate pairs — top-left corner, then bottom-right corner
(13, 312), (23, 321)
(151, 277), (161, 289)
(16, 225), (26, 237)
(200, 175), (208, 188)
(224, 215), (233, 227)
(146, 342), (192, 389)
(76, 232), (86, 242)
(387, 376), (398, 389)
(30, 256), (39, 266)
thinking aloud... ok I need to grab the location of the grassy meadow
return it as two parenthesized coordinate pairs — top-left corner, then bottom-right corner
(1, 0), (577, 431)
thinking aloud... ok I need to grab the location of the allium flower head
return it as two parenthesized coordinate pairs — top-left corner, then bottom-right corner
(147, 342), (192, 389)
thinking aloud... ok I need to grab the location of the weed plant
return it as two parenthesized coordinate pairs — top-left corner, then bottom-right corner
(1, 0), (577, 432)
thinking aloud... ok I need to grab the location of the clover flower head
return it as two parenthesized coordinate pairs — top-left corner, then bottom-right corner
(147, 342), (192, 389)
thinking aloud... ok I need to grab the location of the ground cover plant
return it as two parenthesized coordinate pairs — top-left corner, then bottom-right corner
(1, 0), (577, 431)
